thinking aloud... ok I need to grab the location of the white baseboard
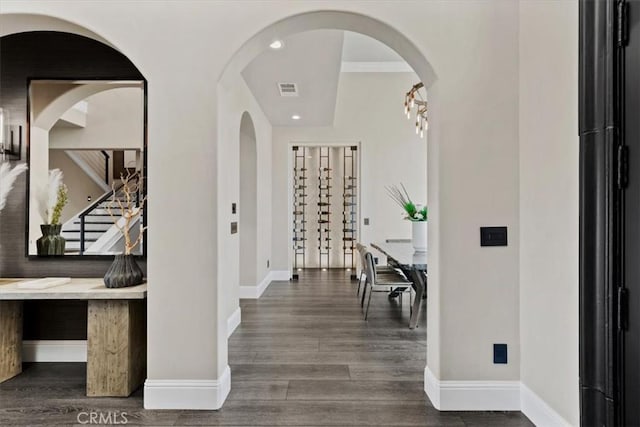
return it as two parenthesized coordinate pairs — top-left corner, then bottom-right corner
(424, 366), (520, 411)
(270, 270), (291, 281)
(22, 340), (87, 362)
(425, 367), (571, 426)
(239, 270), (291, 299)
(424, 365), (441, 408)
(144, 365), (231, 410)
(239, 273), (270, 299)
(521, 383), (571, 427)
(227, 307), (241, 338)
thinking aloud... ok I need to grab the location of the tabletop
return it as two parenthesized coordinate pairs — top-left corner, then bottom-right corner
(0, 278), (147, 300)
(371, 241), (427, 271)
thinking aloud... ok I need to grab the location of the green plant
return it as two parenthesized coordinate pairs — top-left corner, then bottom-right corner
(385, 183), (427, 221)
(50, 184), (68, 225)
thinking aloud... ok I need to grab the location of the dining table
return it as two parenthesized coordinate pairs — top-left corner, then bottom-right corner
(370, 241), (427, 329)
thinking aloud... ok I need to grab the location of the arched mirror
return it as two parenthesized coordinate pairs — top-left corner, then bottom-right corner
(26, 79), (147, 257)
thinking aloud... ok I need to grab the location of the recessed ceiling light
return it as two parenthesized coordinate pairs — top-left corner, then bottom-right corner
(269, 40), (283, 49)
(291, 115), (301, 120)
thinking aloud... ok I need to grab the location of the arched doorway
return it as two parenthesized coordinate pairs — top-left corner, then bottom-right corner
(238, 112), (258, 291)
(0, 18), (149, 403)
(218, 10), (437, 279)
(217, 9), (439, 411)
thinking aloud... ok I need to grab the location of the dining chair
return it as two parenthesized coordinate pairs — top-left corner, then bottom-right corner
(356, 243), (398, 299)
(362, 251), (414, 325)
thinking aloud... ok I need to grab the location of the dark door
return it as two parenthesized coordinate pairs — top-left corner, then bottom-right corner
(624, 2), (640, 425)
(580, 1), (626, 425)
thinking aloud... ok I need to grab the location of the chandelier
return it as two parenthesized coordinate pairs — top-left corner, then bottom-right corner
(403, 82), (428, 138)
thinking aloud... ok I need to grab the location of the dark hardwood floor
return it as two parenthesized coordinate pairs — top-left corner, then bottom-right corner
(0, 269), (532, 426)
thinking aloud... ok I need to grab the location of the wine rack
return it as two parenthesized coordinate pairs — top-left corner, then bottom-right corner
(292, 146), (307, 280)
(318, 147), (331, 269)
(343, 146), (358, 278)
(291, 145), (359, 272)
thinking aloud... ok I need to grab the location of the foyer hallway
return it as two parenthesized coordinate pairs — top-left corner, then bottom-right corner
(0, 270), (532, 426)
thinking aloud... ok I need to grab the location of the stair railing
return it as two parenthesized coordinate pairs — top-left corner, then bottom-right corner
(100, 150), (110, 185)
(78, 172), (140, 255)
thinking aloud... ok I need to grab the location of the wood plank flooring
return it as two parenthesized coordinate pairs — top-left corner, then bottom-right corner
(0, 269), (533, 426)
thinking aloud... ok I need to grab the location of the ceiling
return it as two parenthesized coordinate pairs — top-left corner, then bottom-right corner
(241, 30), (413, 127)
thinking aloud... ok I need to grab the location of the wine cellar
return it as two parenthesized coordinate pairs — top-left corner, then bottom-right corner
(292, 145), (359, 278)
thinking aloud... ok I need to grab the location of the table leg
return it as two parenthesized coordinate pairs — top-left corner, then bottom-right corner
(408, 270), (426, 329)
(0, 301), (22, 382)
(87, 300), (146, 397)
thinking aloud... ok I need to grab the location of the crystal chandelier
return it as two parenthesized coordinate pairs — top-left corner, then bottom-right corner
(403, 82), (428, 138)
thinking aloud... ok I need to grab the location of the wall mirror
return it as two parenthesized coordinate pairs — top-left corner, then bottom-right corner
(26, 79), (147, 257)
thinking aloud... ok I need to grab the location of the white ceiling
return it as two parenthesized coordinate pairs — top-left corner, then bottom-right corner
(241, 30), (413, 127)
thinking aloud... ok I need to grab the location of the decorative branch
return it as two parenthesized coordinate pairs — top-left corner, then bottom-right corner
(105, 170), (146, 255)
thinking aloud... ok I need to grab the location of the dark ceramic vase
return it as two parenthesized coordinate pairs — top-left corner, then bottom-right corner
(104, 254), (144, 288)
(36, 224), (66, 256)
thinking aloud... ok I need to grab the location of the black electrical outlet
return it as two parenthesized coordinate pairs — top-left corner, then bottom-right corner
(232, 203), (237, 214)
(493, 343), (508, 364)
(230, 222), (238, 234)
(267, 260), (270, 268)
(364, 218), (370, 225)
(480, 226), (508, 246)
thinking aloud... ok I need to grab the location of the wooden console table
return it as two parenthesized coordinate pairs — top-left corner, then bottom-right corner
(0, 279), (147, 397)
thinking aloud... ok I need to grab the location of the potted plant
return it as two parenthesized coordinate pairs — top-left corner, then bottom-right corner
(103, 170), (147, 288)
(386, 183), (427, 252)
(36, 169), (68, 255)
(0, 162), (27, 212)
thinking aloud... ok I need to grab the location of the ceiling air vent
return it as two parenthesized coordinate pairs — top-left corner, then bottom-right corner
(278, 82), (298, 97)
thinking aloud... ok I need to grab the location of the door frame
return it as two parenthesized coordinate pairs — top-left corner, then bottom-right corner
(579, 0), (627, 425)
(286, 141), (362, 276)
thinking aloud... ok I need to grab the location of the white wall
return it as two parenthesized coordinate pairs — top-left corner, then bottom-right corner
(27, 126), (49, 253)
(239, 113), (258, 286)
(50, 87), (143, 150)
(272, 72), (427, 271)
(519, 1), (579, 424)
(431, 0), (521, 383)
(217, 72), (273, 333)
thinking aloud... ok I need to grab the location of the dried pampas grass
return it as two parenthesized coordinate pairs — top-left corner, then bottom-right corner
(37, 169), (65, 224)
(0, 162), (27, 212)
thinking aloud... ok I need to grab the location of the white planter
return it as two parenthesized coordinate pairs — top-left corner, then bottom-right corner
(412, 221), (427, 252)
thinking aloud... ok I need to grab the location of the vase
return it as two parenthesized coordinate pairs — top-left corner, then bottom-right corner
(36, 224), (66, 256)
(104, 254), (144, 288)
(412, 221), (427, 253)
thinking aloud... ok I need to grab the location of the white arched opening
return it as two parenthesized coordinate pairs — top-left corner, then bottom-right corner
(238, 111), (258, 290)
(219, 11), (436, 88)
(216, 8), (440, 410)
(33, 82), (141, 131)
(0, 13), (113, 47)
(218, 10), (438, 275)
